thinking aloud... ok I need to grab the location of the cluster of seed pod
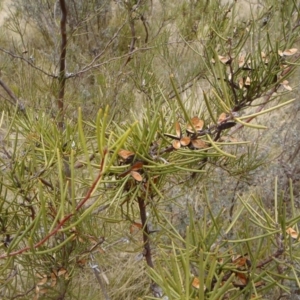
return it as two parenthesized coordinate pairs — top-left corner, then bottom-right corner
(164, 116), (207, 150)
(214, 48), (298, 91)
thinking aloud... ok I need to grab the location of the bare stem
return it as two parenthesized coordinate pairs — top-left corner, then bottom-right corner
(0, 78), (25, 112)
(57, 0), (68, 130)
(137, 196), (154, 269)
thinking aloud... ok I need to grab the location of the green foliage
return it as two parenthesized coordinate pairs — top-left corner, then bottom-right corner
(148, 181), (300, 299)
(0, 0), (300, 299)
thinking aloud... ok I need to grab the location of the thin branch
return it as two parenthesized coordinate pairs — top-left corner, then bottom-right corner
(288, 141), (300, 163)
(67, 45), (155, 78)
(0, 19), (127, 80)
(57, 0), (68, 129)
(11, 285), (35, 299)
(66, 41), (187, 79)
(123, 0), (144, 67)
(0, 78), (18, 105)
(168, 71), (204, 99)
(0, 214), (74, 259)
(0, 92), (14, 105)
(0, 78), (25, 112)
(141, 14), (149, 44)
(0, 47), (58, 78)
(229, 63), (298, 135)
(70, 22), (127, 76)
(89, 257), (111, 300)
(124, 17), (137, 67)
(138, 196), (154, 269)
(229, 86), (277, 135)
(257, 248), (284, 268)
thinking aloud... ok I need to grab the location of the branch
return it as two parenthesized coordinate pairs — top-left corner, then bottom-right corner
(0, 214), (74, 259)
(137, 196), (154, 269)
(0, 77), (25, 112)
(11, 285), (35, 299)
(124, 16), (137, 67)
(257, 234), (284, 269)
(229, 56), (300, 136)
(0, 20), (126, 81)
(57, 0), (68, 129)
(123, 0), (144, 67)
(0, 47), (58, 78)
(69, 22), (126, 77)
(68, 41), (187, 78)
(141, 14), (149, 44)
(168, 71), (204, 99)
(89, 260), (111, 300)
(68, 46), (154, 78)
(68, 1), (151, 76)
(0, 78), (19, 105)
(229, 86), (277, 135)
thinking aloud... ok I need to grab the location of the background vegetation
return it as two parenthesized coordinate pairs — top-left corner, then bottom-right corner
(0, 0), (300, 299)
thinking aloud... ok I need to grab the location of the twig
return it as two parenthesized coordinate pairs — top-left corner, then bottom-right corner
(229, 86), (277, 135)
(229, 53), (300, 134)
(89, 256), (111, 300)
(0, 22), (126, 80)
(68, 41), (188, 78)
(168, 71), (204, 100)
(123, 12), (137, 67)
(0, 47), (57, 78)
(141, 14), (149, 44)
(137, 196), (154, 268)
(257, 233), (284, 268)
(70, 22), (126, 76)
(124, 0), (144, 67)
(289, 141), (300, 163)
(11, 285), (35, 299)
(68, 45), (154, 78)
(257, 248), (284, 269)
(0, 78), (25, 112)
